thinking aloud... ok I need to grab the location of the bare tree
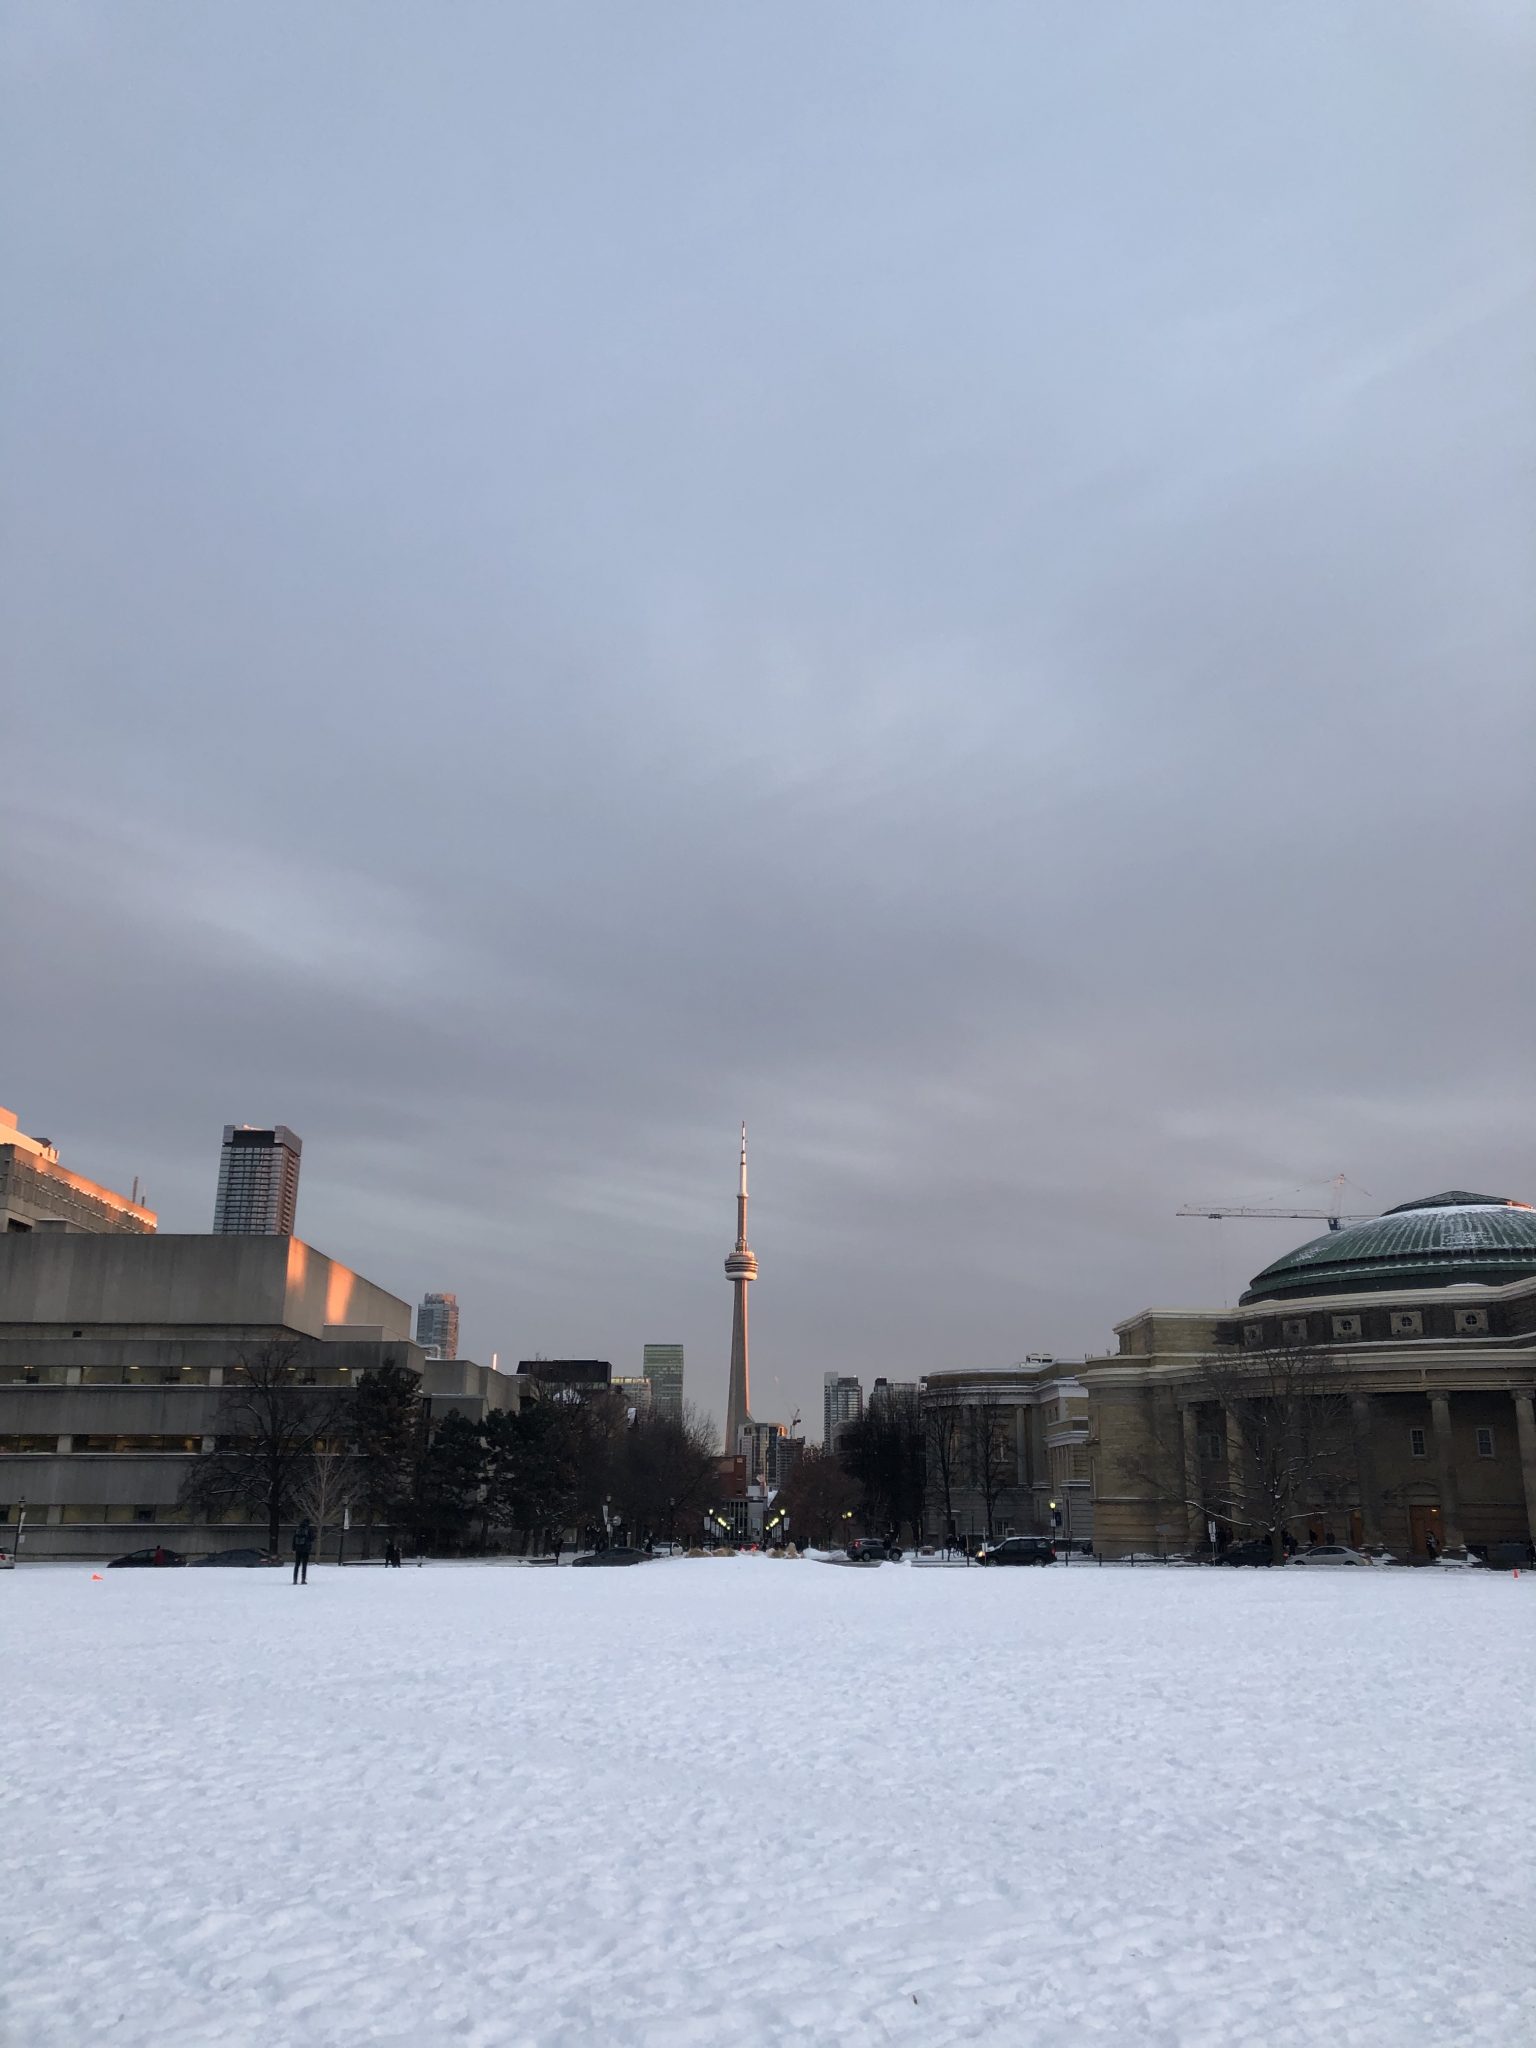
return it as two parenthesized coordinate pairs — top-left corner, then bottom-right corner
(292, 1431), (358, 1562)
(609, 1403), (720, 1545)
(1128, 1342), (1353, 1561)
(179, 1343), (338, 1554)
(840, 1390), (927, 1543)
(923, 1385), (966, 1547)
(969, 1400), (1015, 1544)
(772, 1446), (861, 1548)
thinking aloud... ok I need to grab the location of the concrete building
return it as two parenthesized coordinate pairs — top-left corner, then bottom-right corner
(515, 1359), (612, 1400)
(0, 1106), (157, 1236)
(823, 1372), (862, 1451)
(612, 1374), (654, 1417)
(642, 1342), (685, 1423)
(416, 1291), (460, 1360)
(868, 1377), (920, 1410)
(920, 1359), (1091, 1547)
(1085, 1191), (1536, 1560)
(212, 1125), (302, 1235)
(723, 1125), (757, 1456)
(0, 1231), (516, 1559)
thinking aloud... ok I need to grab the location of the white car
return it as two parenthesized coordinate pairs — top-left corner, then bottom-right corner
(1291, 1544), (1375, 1568)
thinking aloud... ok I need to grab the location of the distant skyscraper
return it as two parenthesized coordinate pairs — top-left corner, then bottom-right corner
(723, 1124), (757, 1457)
(738, 1418), (790, 1488)
(416, 1291), (460, 1359)
(643, 1342), (685, 1424)
(823, 1372), (862, 1451)
(212, 1125), (302, 1235)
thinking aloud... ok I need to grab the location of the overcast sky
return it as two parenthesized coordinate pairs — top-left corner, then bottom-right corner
(3, 2), (1532, 1437)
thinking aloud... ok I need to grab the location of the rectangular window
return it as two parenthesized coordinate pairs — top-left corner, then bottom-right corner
(1409, 1427), (1427, 1458)
(133, 1506), (156, 1524)
(1475, 1427), (1495, 1459)
(1199, 1432), (1223, 1461)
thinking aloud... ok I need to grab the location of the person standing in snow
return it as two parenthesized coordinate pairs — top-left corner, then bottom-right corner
(292, 1519), (315, 1585)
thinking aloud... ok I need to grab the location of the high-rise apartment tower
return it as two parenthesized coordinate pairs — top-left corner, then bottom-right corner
(212, 1125), (302, 1235)
(823, 1372), (862, 1451)
(416, 1291), (460, 1359)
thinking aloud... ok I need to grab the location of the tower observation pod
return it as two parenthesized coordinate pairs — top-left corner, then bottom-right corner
(723, 1123), (757, 1457)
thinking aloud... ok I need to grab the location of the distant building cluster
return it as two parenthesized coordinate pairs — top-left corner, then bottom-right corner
(4, 1103), (1534, 1567)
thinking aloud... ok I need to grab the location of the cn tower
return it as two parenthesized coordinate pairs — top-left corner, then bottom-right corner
(723, 1123), (757, 1456)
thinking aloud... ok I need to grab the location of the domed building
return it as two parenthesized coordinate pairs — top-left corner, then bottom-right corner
(1082, 1192), (1536, 1561)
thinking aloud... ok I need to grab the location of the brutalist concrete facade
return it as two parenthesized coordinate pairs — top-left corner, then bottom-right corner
(0, 1234), (518, 1558)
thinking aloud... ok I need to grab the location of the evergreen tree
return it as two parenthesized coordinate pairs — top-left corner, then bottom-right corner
(350, 1363), (423, 1552)
(412, 1412), (486, 1553)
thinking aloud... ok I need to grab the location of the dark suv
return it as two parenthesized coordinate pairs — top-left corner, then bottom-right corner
(846, 1537), (902, 1563)
(980, 1536), (1056, 1566)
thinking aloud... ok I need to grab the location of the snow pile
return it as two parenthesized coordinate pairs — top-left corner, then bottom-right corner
(2, 1560), (1532, 2046)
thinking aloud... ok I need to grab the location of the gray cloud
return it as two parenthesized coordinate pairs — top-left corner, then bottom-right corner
(3, 2), (1533, 1430)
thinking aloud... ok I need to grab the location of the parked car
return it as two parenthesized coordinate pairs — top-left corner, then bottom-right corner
(571, 1546), (651, 1567)
(1290, 1544), (1374, 1568)
(1218, 1539), (1281, 1566)
(190, 1547), (276, 1567)
(107, 1546), (186, 1568)
(0, 1548), (13, 1570)
(845, 1537), (901, 1563)
(979, 1536), (1057, 1566)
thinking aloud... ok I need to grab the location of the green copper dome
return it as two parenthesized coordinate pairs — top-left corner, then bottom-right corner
(1241, 1193), (1536, 1304)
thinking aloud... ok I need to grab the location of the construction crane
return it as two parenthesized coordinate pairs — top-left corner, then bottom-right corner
(1177, 1204), (1374, 1233)
(1178, 1173), (1375, 1233)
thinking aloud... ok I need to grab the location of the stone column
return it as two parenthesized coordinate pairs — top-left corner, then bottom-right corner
(1429, 1393), (1465, 1552)
(1512, 1393), (1536, 1547)
(1225, 1409), (1248, 1532)
(1181, 1404), (1204, 1550)
(1351, 1395), (1384, 1548)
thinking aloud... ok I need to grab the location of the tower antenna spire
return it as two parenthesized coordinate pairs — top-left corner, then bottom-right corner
(723, 1121), (757, 1455)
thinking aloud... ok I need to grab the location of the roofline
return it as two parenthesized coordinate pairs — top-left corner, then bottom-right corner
(1116, 1265), (1536, 1330)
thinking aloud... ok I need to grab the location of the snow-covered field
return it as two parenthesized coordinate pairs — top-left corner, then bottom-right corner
(3, 1558), (1532, 2048)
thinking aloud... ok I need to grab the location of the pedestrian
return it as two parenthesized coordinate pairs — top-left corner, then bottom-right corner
(1425, 1529), (1439, 1562)
(292, 1518), (315, 1585)
(551, 1532), (563, 1565)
